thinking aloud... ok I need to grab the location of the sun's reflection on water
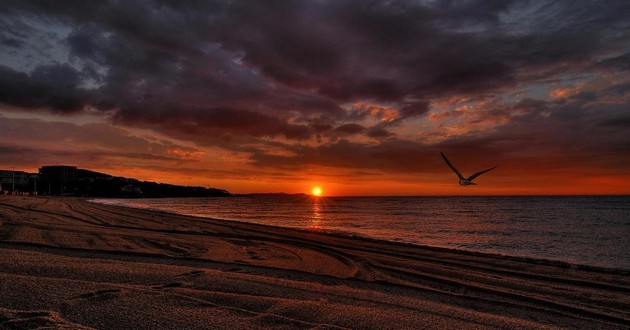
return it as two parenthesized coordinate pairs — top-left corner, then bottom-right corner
(309, 197), (324, 231)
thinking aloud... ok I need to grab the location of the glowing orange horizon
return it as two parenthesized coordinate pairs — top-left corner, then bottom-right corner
(5, 163), (630, 197)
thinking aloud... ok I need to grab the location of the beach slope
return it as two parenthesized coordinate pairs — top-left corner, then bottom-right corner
(0, 196), (628, 329)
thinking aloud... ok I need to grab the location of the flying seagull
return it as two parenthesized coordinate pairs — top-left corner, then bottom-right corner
(441, 152), (497, 186)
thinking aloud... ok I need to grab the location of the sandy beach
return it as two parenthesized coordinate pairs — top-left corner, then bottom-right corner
(0, 196), (628, 329)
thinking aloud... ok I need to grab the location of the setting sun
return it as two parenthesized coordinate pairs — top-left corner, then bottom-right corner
(311, 187), (322, 196)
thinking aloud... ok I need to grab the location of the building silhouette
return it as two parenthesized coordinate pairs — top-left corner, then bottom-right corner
(39, 166), (77, 195)
(0, 165), (230, 197)
(0, 170), (37, 195)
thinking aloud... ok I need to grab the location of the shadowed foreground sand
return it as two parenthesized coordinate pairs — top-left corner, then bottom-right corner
(0, 196), (628, 329)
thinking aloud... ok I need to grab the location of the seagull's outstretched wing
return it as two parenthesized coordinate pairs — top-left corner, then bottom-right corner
(441, 152), (465, 180)
(467, 166), (497, 181)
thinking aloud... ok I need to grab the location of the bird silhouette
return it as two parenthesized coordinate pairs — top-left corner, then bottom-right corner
(441, 152), (496, 186)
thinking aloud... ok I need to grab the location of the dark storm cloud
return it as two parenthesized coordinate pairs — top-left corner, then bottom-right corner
(600, 116), (630, 128)
(113, 106), (312, 140)
(1, 38), (23, 48)
(399, 102), (430, 120)
(4, 1), (628, 109)
(0, 64), (89, 112)
(1, 0), (629, 174)
(213, 0), (521, 100)
(597, 53), (630, 71)
(334, 123), (366, 135)
(366, 127), (394, 139)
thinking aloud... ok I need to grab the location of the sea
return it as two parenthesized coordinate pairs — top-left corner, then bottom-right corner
(92, 195), (630, 270)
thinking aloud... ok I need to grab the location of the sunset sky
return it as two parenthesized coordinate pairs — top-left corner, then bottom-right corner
(1, 0), (629, 196)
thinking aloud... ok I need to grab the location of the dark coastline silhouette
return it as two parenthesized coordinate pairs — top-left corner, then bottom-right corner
(0, 165), (230, 198)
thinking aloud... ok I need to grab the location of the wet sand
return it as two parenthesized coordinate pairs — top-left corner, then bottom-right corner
(0, 196), (628, 329)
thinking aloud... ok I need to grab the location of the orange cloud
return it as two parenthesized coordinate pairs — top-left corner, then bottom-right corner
(166, 148), (204, 160)
(549, 87), (577, 99)
(351, 102), (400, 122)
